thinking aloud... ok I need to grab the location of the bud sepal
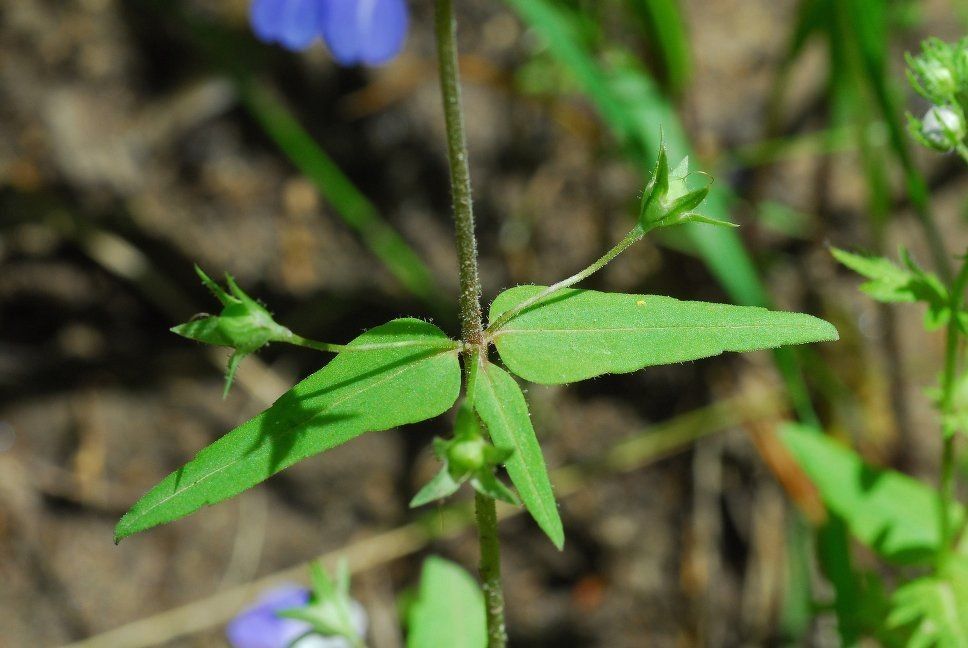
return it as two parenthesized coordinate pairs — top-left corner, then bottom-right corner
(638, 144), (737, 232)
(410, 402), (519, 507)
(172, 265), (293, 396)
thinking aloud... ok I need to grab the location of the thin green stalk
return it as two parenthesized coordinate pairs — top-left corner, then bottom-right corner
(474, 491), (507, 647)
(938, 257), (968, 566)
(434, 0), (505, 645)
(435, 0), (484, 348)
(283, 333), (458, 354)
(486, 226), (645, 334)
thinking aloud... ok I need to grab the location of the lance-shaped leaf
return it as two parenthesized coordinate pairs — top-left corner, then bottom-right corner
(116, 319), (460, 541)
(408, 556), (486, 648)
(780, 424), (965, 566)
(474, 361), (564, 549)
(489, 286), (838, 385)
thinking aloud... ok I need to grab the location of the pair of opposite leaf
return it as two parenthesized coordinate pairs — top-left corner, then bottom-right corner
(126, 144), (837, 549)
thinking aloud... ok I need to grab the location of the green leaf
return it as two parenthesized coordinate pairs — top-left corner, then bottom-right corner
(623, 0), (692, 96)
(410, 465), (462, 508)
(470, 470), (521, 506)
(887, 556), (968, 648)
(474, 361), (564, 549)
(408, 556), (486, 648)
(779, 424), (964, 565)
(116, 319), (460, 541)
(489, 286), (838, 385)
(831, 247), (922, 303)
(832, 248), (949, 327)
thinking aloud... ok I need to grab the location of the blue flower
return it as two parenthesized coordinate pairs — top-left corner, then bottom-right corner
(226, 584), (368, 648)
(249, 0), (409, 66)
(227, 585), (313, 648)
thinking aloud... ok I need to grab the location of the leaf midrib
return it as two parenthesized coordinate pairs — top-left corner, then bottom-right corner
(495, 322), (824, 336)
(477, 361), (556, 534)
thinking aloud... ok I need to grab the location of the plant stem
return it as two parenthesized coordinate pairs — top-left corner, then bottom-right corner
(434, 0), (506, 645)
(486, 226), (645, 334)
(435, 0), (484, 348)
(474, 491), (507, 647)
(938, 257), (968, 566)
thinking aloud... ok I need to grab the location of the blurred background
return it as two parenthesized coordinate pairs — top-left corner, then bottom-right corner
(1, 0), (966, 645)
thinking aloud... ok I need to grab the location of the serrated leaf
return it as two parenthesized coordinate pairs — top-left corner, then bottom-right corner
(832, 247), (927, 303)
(489, 286), (838, 385)
(408, 556), (486, 648)
(832, 248), (950, 329)
(474, 361), (564, 549)
(779, 424), (964, 565)
(116, 319), (460, 541)
(887, 557), (968, 648)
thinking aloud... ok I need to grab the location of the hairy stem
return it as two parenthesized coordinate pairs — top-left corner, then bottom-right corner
(435, 0), (484, 347)
(434, 0), (506, 645)
(474, 491), (507, 647)
(938, 257), (968, 566)
(486, 226), (645, 334)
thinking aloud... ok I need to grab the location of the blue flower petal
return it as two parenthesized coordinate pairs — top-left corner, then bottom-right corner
(226, 585), (313, 648)
(319, 0), (409, 66)
(250, 0), (287, 43)
(250, 0), (325, 51)
(278, 0), (324, 51)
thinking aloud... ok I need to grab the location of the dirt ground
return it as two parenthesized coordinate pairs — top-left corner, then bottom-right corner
(1, 0), (966, 646)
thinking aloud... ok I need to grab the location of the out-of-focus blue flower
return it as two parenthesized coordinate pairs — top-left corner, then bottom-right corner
(227, 585), (313, 648)
(249, 0), (409, 66)
(250, 0), (326, 51)
(227, 584), (368, 648)
(318, 0), (408, 66)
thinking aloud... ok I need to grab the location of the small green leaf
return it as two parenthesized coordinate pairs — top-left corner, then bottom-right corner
(832, 247), (951, 330)
(470, 470), (521, 506)
(474, 361), (564, 549)
(116, 319), (460, 541)
(489, 286), (838, 385)
(410, 465), (462, 508)
(779, 424), (964, 565)
(832, 247), (926, 303)
(887, 556), (968, 647)
(408, 557), (486, 648)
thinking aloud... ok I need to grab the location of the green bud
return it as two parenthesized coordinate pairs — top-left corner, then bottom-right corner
(172, 265), (292, 396)
(905, 37), (968, 107)
(638, 144), (733, 231)
(447, 436), (487, 474)
(917, 105), (966, 152)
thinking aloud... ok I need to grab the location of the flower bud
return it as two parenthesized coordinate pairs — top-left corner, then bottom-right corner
(921, 105), (966, 151)
(447, 436), (487, 474)
(216, 284), (291, 355)
(921, 59), (957, 97)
